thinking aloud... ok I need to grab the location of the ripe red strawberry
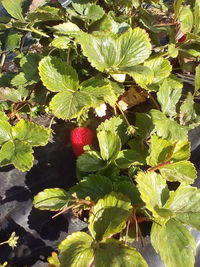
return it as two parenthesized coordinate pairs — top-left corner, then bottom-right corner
(178, 34), (186, 43)
(70, 127), (93, 157)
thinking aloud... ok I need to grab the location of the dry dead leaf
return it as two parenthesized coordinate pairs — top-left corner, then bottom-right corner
(118, 87), (148, 111)
(29, 0), (47, 12)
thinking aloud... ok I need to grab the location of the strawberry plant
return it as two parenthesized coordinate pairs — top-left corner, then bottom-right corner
(1, 0), (200, 266)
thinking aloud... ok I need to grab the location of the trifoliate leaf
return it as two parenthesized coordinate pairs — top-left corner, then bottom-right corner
(49, 91), (91, 120)
(33, 188), (71, 211)
(12, 119), (50, 147)
(151, 219), (196, 267)
(136, 172), (170, 217)
(89, 192), (132, 241)
(164, 184), (200, 231)
(59, 232), (94, 267)
(150, 109), (188, 141)
(94, 238), (148, 267)
(157, 79), (182, 117)
(39, 56), (79, 92)
(160, 161), (197, 184)
(70, 174), (113, 201)
(97, 131), (121, 161)
(77, 151), (107, 172)
(76, 28), (151, 72)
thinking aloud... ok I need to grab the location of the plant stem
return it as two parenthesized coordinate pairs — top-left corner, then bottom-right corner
(148, 160), (173, 172)
(149, 94), (161, 110)
(23, 27), (49, 38)
(116, 103), (131, 127)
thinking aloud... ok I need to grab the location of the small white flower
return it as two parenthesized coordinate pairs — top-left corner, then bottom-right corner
(95, 103), (107, 117)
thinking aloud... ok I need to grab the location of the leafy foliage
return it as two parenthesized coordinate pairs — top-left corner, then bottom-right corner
(1, 0), (200, 266)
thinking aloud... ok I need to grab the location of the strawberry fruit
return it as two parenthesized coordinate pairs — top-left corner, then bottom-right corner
(70, 127), (93, 157)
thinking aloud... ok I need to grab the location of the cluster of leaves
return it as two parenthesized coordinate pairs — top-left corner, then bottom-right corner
(34, 116), (200, 267)
(1, 0), (200, 266)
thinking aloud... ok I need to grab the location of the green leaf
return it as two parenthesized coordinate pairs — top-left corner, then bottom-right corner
(0, 29), (22, 52)
(89, 192), (132, 241)
(33, 188), (71, 211)
(0, 141), (14, 167)
(97, 131), (121, 161)
(10, 140), (34, 171)
(53, 22), (80, 34)
(136, 172), (169, 217)
(76, 28), (151, 72)
(0, 120), (12, 145)
(49, 91), (91, 120)
(146, 135), (174, 167)
(27, 6), (62, 22)
(160, 161), (197, 184)
(128, 65), (154, 86)
(195, 64), (200, 95)
(51, 37), (70, 49)
(157, 80), (182, 117)
(194, 0), (200, 34)
(39, 56), (79, 92)
(144, 57), (172, 84)
(84, 4), (105, 22)
(77, 151), (107, 172)
(168, 43), (179, 58)
(115, 181), (142, 204)
(151, 219), (196, 267)
(71, 174), (113, 201)
(0, 111), (8, 121)
(94, 238), (148, 267)
(12, 120), (50, 147)
(164, 184), (200, 231)
(20, 53), (41, 83)
(115, 149), (145, 168)
(2, 0), (25, 21)
(180, 42), (200, 57)
(171, 141), (190, 162)
(80, 78), (117, 107)
(59, 232), (94, 267)
(179, 5), (194, 33)
(179, 93), (196, 125)
(97, 116), (128, 145)
(11, 72), (29, 87)
(0, 87), (22, 102)
(135, 113), (154, 139)
(150, 109), (188, 141)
